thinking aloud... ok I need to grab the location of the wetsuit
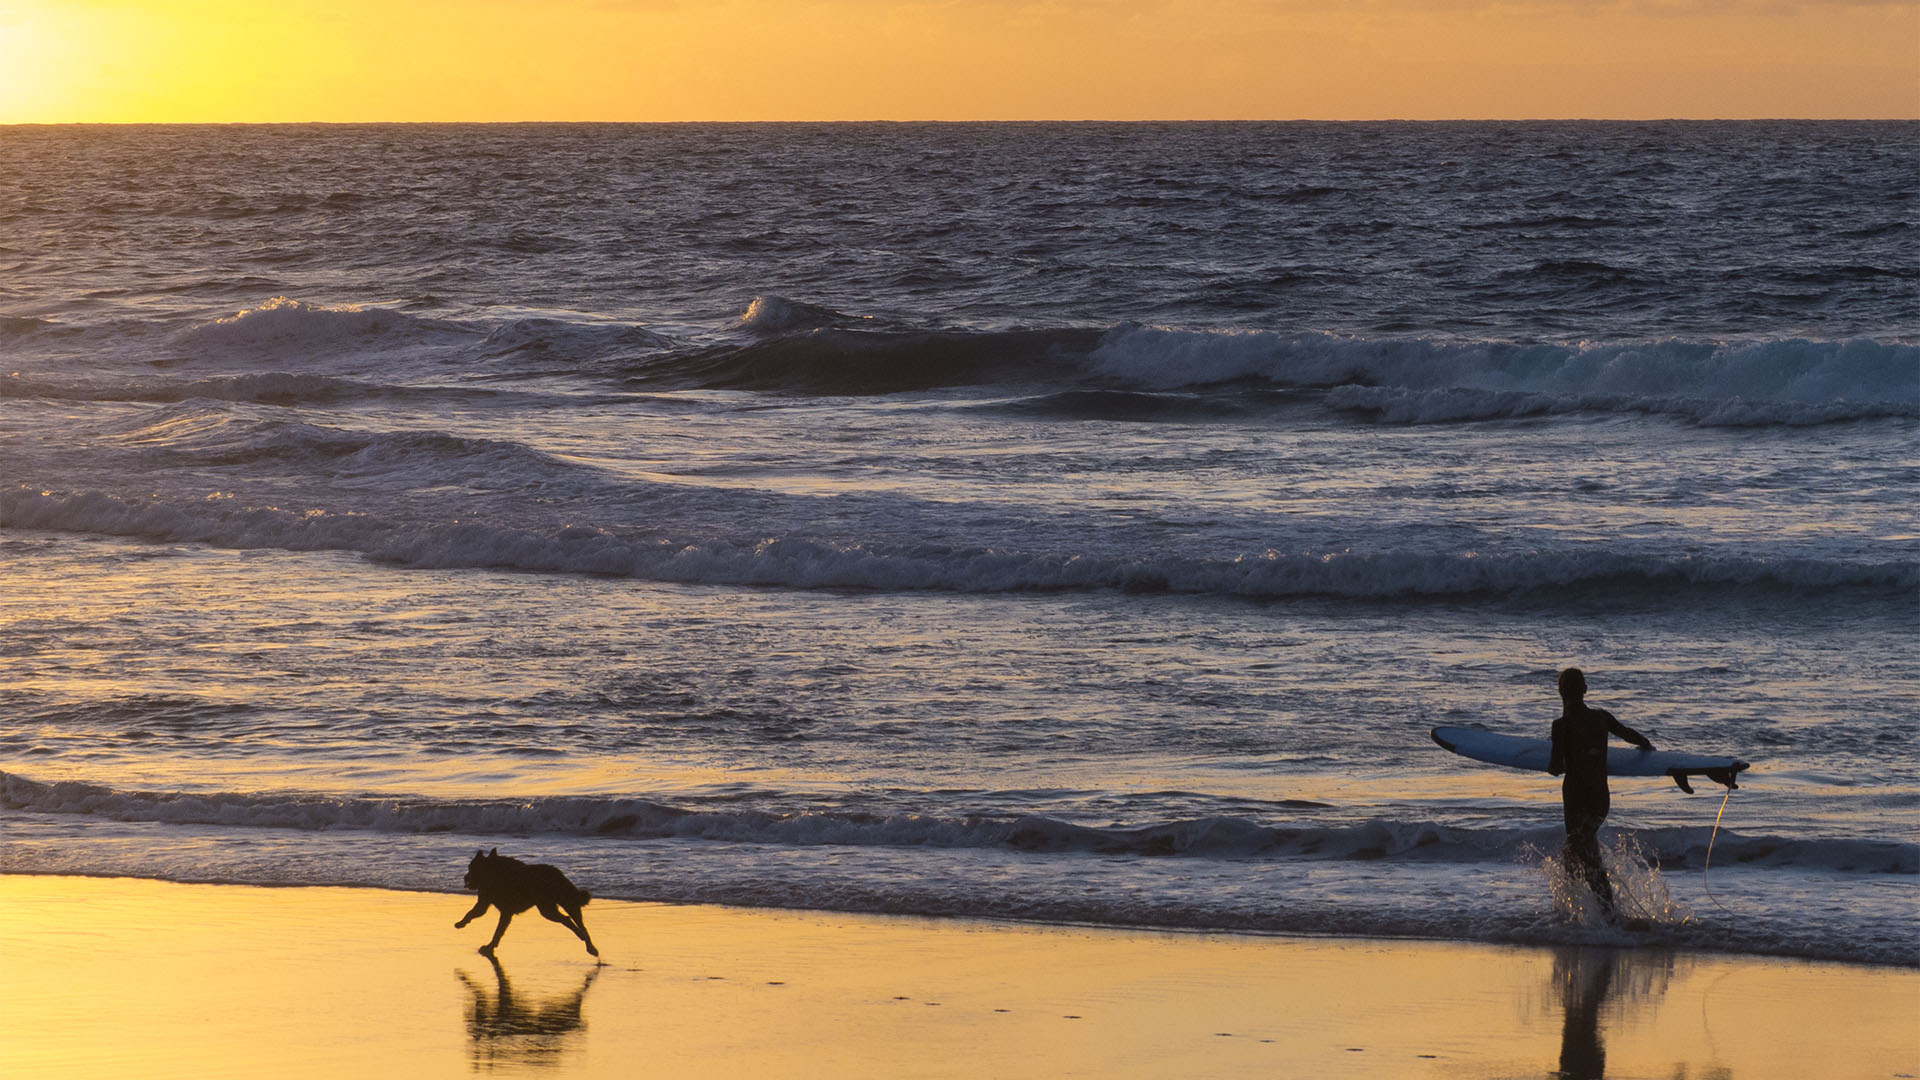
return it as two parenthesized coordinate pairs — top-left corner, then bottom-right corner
(1548, 701), (1651, 916)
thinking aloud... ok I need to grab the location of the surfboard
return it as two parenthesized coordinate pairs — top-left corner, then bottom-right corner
(1430, 725), (1749, 791)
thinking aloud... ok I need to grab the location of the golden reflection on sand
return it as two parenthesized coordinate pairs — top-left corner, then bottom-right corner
(0, 875), (1912, 1079)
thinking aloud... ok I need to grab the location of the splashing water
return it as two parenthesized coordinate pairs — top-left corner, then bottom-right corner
(1537, 832), (1695, 928)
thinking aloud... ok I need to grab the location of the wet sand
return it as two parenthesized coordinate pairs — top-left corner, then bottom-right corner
(1, 874), (1913, 1078)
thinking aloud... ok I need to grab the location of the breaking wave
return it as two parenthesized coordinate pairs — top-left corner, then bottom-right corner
(24, 293), (1916, 428)
(478, 317), (675, 363)
(3, 772), (1910, 874)
(1088, 327), (1920, 426)
(737, 294), (869, 334)
(603, 319), (1915, 426)
(177, 297), (470, 356)
(5, 486), (1913, 600)
(624, 326), (1101, 394)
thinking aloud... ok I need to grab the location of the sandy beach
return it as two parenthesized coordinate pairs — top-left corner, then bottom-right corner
(0, 874), (1912, 1079)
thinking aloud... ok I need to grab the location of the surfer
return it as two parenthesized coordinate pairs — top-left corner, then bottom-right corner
(1547, 668), (1653, 918)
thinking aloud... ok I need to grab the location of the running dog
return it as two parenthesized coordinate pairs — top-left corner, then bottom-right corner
(454, 848), (600, 958)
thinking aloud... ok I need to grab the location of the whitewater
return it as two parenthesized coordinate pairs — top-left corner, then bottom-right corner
(1, 121), (1915, 967)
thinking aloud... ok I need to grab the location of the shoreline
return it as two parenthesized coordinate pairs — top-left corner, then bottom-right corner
(4, 864), (1914, 973)
(3, 873), (1914, 1078)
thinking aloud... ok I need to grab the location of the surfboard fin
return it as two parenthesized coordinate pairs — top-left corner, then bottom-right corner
(1669, 765), (1745, 792)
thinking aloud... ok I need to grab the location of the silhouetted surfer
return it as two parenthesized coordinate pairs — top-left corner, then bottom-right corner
(1547, 668), (1652, 918)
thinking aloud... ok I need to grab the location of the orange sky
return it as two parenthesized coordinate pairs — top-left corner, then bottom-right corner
(0, 0), (1915, 122)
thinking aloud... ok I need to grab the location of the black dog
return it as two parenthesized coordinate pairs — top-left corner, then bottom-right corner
(455, 848), (599, 958)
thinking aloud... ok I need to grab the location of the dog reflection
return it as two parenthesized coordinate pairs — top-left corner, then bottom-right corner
(458, 954), (600, 1069)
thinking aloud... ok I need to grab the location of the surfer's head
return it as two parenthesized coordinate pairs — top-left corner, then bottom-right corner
(1557, 667), (1587, 700)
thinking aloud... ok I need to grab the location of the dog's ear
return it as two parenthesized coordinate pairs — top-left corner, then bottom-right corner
(489, 847), (498, 857)
(474, 849), (483, 858)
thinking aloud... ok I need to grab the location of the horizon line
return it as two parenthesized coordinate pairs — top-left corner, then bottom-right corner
(3, 116), (1917, 126)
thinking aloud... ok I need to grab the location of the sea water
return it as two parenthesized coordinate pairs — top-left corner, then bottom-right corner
(1, 122), (1914, 966)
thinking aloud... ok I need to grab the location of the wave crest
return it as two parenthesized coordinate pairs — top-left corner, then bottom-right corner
(180, 297), (464, 356)
(479, 317), (674, 362)
(1090, 328), (1919, 425)
(627, 327), (1101, 394)
(3, 772), (1910, 874)
(737, 295), (867, 334)
(6, 486), (1914, 600)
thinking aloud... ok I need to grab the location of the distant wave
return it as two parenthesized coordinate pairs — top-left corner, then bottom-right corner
(976, 388), (1274, 422)
(737, 294), (870, 334)
(601, 319), (1915, 426)
(478, 316), (675, 364)
(625, 326), (1102, 395)
(34, 294), (1920, 427)
(1089, 328), (1920, 426)
(5, 486), (1913, 600)
(1322, 385), (1918, 426)
(1, 371), (520, 407)
(74, 408), (579, 482)
(0, 314), (56, 338)
(3, 772), (1910, 875)
(178, 297), (471, 356)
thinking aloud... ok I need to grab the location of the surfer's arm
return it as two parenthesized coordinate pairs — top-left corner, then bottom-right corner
(1603, 710), (1654, 751)
(1546, 717), (1566, 776)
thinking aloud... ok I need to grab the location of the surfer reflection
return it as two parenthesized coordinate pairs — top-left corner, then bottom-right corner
(1547, 946), (1679, 1080)
(457, 954), (600, 1069)
(1548, 668), (1653, 920)
(1554, 947), (1614, 1078)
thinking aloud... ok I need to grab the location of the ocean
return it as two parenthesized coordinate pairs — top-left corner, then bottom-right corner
(1, 121), (1914, 967)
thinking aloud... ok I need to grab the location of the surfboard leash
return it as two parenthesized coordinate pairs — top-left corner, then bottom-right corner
(1701, 785), (1735, 916)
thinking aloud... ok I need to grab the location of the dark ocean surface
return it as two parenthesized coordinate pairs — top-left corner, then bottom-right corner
(1, 122), (1915, 965)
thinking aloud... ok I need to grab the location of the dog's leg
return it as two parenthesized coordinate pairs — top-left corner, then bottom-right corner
(572, 908), (599, 958)
(454, 898), (489, 930)
(479, 909), (514, 956)
(539, 903), (600, 958)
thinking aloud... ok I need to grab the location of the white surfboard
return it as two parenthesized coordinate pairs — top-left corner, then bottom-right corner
(1430, 725), (1749, 791)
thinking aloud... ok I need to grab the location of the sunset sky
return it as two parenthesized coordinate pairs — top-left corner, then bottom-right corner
(0, 0), (1915, 122)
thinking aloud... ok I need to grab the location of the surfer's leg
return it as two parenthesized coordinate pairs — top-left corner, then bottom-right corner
(1563, 800), (1614, 917)
(1580, 836), (1615, 917)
